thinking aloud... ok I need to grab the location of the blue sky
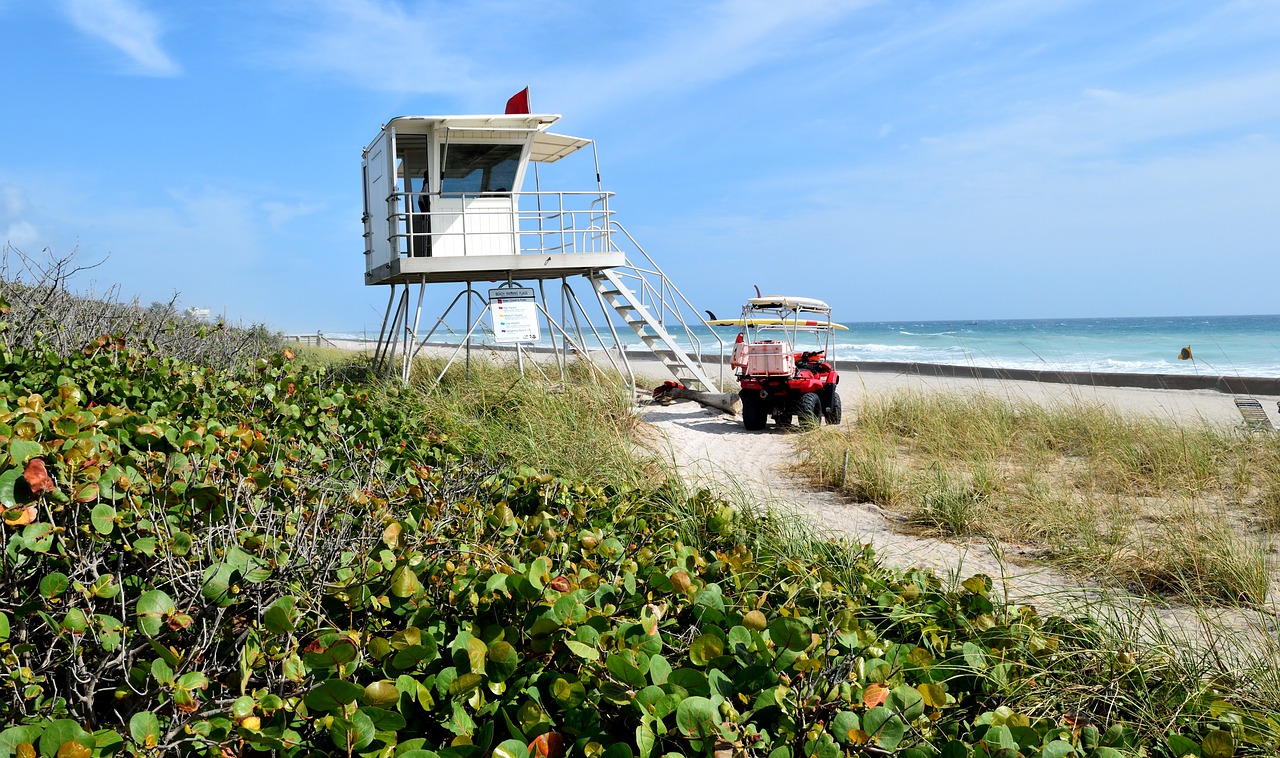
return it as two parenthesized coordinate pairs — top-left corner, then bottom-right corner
(1, 1), (1278, 333)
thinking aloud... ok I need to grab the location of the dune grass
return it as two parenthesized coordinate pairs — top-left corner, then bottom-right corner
(405, 355), (659, 487)
(286, 341), (370, 368)
(796, 389), (1280, 606)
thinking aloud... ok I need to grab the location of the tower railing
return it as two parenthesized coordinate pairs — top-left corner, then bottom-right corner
(603, 221), (725, 388)
(385, 189), (615, 258)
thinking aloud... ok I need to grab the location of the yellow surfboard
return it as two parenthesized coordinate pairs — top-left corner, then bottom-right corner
(706, 317), (848, 330)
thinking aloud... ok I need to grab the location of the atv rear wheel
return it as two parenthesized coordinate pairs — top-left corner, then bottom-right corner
(740, 391), (768, 431)
(796, 392), (822, 428)
(824, 391), (842, 425)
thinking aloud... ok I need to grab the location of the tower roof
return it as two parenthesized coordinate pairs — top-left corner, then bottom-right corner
(383, 114), (590, 163)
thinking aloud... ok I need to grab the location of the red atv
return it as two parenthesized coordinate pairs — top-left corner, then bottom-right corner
(717, 296), (843, 431)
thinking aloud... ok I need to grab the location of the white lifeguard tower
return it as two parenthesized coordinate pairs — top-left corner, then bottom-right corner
(361, 110), (721, 391)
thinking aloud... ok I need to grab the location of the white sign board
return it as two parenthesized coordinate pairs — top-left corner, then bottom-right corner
(489, 288), (540, 344)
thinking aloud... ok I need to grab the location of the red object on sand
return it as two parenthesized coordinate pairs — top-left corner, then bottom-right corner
(505, 87), (530, 114)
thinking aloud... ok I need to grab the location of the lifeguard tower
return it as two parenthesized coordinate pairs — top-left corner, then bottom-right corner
(361, 109), (721, 391)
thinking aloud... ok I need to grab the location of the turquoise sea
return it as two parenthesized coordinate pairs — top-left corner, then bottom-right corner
(336, 314), (1280, 378)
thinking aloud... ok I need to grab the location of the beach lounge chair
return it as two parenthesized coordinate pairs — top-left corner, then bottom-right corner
(1234, 397), (1276, 433)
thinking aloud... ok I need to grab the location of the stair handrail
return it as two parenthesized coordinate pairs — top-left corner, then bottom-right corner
(607, 221), (724, 388)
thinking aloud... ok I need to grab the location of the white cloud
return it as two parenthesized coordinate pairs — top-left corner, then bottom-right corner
(915, 68), (1280, 162)
(1, 185), (39, 247)
(5, 221), (39, 248)
(549, 0), (876, 112)
(2, 185), (28, 217)
(257, 0), (475, 93)
(62, 0), (180, 76)
(1084, 88), (1123, 101)
(262, 201), (325, 228)
(255, 0), (875, 104)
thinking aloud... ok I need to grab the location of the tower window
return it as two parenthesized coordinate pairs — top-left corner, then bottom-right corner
(441, 143), (522, 195)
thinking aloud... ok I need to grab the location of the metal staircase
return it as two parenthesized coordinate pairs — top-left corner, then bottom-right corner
(586, 220), (722, 393)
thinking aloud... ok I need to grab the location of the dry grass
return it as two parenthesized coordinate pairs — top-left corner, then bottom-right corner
(796, 389), (1280, 605)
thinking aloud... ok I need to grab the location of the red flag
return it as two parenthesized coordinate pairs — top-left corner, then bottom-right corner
(505, 87), (530, 114)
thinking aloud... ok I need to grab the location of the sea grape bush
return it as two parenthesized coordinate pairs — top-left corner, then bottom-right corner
(0, 322), (1274, 756)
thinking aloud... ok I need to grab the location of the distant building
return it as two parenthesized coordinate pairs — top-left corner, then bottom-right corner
(185, 307), (212, 321)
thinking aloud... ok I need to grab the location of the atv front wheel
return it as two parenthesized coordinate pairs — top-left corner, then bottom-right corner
(824, 391), (842, 425)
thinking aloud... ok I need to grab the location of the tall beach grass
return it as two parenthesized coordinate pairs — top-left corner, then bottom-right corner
(796, 388), (1280, 606)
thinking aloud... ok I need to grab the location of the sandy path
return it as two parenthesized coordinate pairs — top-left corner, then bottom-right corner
(640, 372), (1280, 651)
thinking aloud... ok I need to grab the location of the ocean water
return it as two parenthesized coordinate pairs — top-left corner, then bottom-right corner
(332, 314), (1280, 378)
(822, 315), (1280, 378)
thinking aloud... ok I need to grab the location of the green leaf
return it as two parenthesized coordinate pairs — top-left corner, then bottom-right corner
(648, 654), (672, 685)
(830, 712), (860, 746)
(264, 596), (297, 635)
(151, 658), (175, 686)
(768, 617), (811, 652)
(392, 643), (439, 671)
(1040, 741), (1076, 758)
(448, 672), (484, 697)
(359, 706), (406, 731)
(128, 711), (160, 747)
(0, 725), (43, 757)
(39, 572), (69, 598)
(0, 469), (20, 508)
(89, 574), (120, 599)
(962, 641), (987, 670)
(486, 640), (518, 682)
(888, 684), (925, 721)
(89, 504), (116, 535)
(176, 671), (209, 692)
(466, 636), (488, 675)
(668, 668), (710, 697)
(363, 679), (400, 708)
(551, 676), (587, 709)
(0, 613), (8, 642)
(200, 563), (236, 607)
(38, 720), (92, 758)
(1201, 730), (1234, 758)
(607, 651), (648, 688)
(390, 566), (422, 598)
(983, 725), (1017, 753)
(564, 640), (599, 661)
(61, 608), (89, 634)
(21, 522), (55, 553)
(494, 739), (529, 758)
(329, 710), (376, 752)
(689, 634), (725, 666)
(864, 707), (905, 751)
(675, 696), (719, 738)
(305, 679), (366, 712)
(231, 696), (255, 719)
(1166, 734), (1201, 758)
(8, 440), (42, 467)
(302, 637), (359, 669)
(135, 590), (175, 636)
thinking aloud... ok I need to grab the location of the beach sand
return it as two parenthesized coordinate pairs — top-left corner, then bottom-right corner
(637, 357), (1280, 575)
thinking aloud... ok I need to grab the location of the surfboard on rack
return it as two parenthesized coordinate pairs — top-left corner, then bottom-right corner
(706, 317), (848, 330)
